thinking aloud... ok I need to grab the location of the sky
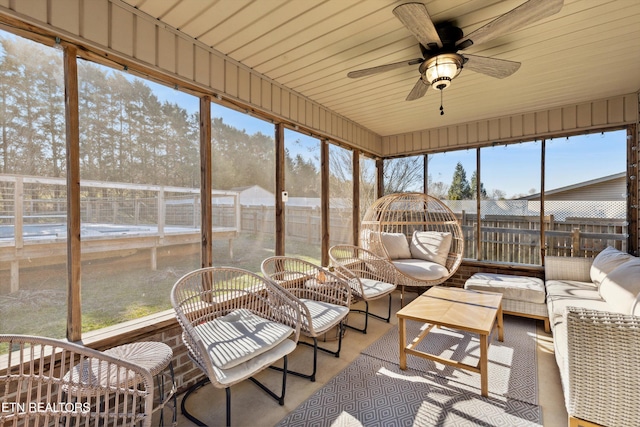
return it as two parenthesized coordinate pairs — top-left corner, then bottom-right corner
(150, 79), (627, 199)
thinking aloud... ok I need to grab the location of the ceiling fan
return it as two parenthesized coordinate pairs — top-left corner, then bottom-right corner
(347, 0), (564, 107)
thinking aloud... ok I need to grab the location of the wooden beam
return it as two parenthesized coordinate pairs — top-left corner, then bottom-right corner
(476, 148), (481, 261)
(540, 139), (547, 262)
(200, 96), (213, 268)
(376, 158), (384, 198)
(321, 139), (330, 266)
(275, 123), (285, 256)
(423, 154), (428, 195)
(352, 150), (360, 245)
(628, 124), (638, 256)
(64, 45), (81, 342)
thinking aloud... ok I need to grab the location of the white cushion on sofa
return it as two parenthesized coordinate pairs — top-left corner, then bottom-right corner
(381, 232), (411, 259)
(392, 258), (448, 281)
(590, 246), (634, 286)
(409, 231), (452, 267)
(194, 308), (294, 370)
(598, 258), (640, 315)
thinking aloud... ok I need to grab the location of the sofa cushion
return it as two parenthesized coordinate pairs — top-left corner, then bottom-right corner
(545, 256), (592, 282)
(464, 273), (545, 304)
(392, 258), (449, 281)
(409, 231), (452, 267)
(598, 258), (640, 315)
(380, 232), (411, 259)
(547, 294), (610, 332)
(590, 246), (634, 286)
(545, 279), (606, 331)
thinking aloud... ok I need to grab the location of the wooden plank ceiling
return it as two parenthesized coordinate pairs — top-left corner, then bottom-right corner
(120, 0), (640, 137)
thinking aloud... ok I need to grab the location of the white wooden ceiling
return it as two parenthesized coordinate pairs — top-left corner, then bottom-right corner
(121, 0), (640, 137)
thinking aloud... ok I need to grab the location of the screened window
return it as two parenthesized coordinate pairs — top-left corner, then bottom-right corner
(545, 131), (627, 257)
(211, 104), (275, 271)
(284, 128), (321, 262)
(78, 60), (201, 332)
(0, 32), (67, 338)
(480, 142), (542, 264)
(329, 144), (353, 246)
(428, 150), (477, 259)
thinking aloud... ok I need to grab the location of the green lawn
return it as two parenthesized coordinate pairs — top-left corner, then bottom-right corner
(0, 232), (321, 345)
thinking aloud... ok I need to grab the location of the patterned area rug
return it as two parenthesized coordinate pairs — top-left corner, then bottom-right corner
(363, 315), (539, 405)
(276, 317), (541, 427)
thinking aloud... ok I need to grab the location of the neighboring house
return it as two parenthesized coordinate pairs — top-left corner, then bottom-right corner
(231, 185), (274, 206)
(519, 172), (626, 201)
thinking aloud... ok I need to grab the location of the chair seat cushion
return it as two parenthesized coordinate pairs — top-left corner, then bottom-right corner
(194, 308), (294, 370)
(300, 299), (349, 334)
(392, 259), (449, 281)
(358, 278), (396, 299)
(212, 339), (297, 386)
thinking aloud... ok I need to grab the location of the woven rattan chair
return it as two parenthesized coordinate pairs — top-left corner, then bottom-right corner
(565, 307), (640, 427)
(171, 267), (301, 427)
(361, 192), (464, 299)
(328, 244), (398, 334)
(0, 334), (154, 427)
(261, 256), (351, 382)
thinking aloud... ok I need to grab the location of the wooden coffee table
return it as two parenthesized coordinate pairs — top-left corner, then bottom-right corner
(397, 286), (504, 397)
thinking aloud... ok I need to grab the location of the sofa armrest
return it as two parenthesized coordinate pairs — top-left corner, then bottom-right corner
(544, 256), (592, 282)
(565, 307), (640, 427)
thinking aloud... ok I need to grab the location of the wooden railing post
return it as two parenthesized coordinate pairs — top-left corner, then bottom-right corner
(571, 228), (581, 256)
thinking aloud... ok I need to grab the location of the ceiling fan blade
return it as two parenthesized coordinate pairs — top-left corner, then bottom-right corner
(393, 2), (442, 49)
(347, 58), (423, 78)
(456, 0), (563, 49)
(463, 54), (521, 78)
(406, 78), (429, 101)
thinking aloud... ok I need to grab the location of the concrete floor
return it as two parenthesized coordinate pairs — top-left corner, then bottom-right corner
(160, 292), (567, 427)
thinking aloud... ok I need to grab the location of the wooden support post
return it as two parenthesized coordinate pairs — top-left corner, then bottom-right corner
(14, 178), (23, 250)
(200, 96), (213, 268)
(571, 228), (581, 256)
(476, 148), (481, 261)
(275, 123), (285, 256)
(157, 187), (165, 239)
(10, 260), (19, 293)
(64, 45), (82, 342)
(352, 150), (360, 246)
(321, 139), (329, 266)
(376, 158), (384, 199)
(150, 247), (157, 271)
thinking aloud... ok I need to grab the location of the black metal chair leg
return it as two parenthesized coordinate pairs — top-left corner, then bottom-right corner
(182, 356), (289, 427)
(345, 294), (393, 334)
(271, 323), (344, 382)
(180, 377), (210, 427)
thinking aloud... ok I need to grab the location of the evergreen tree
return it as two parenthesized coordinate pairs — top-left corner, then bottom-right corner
(447, 162), (472, 200)
(470, 170), (487, 199)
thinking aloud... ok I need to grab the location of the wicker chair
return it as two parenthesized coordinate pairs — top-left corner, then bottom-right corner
(328, 245), (399, 334)
(260, 256), (351, 382)
(171, 267), (301, 427)
(360, 192), (464, 299)
(0, 334), (154, 427)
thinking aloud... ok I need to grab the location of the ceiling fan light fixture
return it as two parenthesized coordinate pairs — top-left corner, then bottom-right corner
(424, 53), (463, 90)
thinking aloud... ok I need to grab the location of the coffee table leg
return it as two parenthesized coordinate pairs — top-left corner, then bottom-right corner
(497, 303), (504, 342)
(480, 333), (488, 397)
(399, 317), (407, 370)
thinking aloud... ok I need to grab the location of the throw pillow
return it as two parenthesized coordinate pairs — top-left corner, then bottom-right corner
(590, 246), (634, 286)
(409, 231), (452, 267)
(599, 258), (640, 315)
(380, 232), (411, 259)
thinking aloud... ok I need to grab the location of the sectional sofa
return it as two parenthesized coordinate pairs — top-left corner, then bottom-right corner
(544, 247), (640, 427)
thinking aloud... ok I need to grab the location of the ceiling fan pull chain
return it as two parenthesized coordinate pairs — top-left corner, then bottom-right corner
(440, 90), (444, 115)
